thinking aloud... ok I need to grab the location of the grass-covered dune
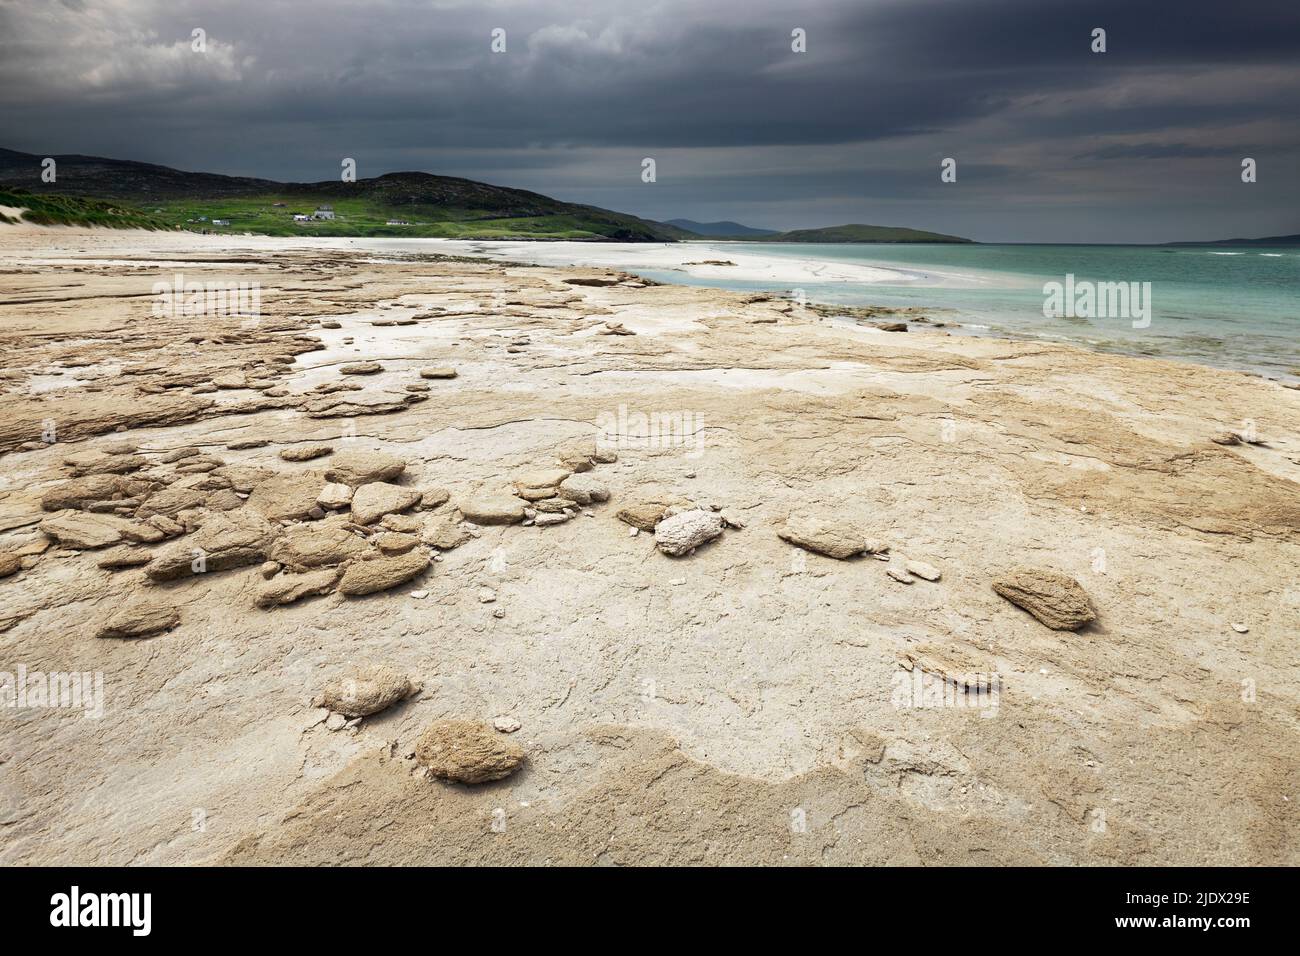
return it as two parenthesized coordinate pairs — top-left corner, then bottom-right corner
(0, 189), (175, 230)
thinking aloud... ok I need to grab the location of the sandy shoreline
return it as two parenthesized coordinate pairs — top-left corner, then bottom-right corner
(1, 228), (1297, 865)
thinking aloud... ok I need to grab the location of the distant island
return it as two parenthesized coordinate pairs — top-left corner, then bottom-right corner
(1, 146), (973, 244)
(1169, 234), (1300, 246)
(665, 218), (778, 238)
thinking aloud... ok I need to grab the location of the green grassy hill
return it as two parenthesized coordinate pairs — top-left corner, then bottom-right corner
(0, 148), (691, 241)
(759, 223), (973, 243)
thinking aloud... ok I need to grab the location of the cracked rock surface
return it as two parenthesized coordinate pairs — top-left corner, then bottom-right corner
(1, 230), (1297, 866)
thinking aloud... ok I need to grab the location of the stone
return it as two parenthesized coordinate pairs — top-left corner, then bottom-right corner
(492, 716), (521, 733)
(655, 509), (725, 557)
(66, 452), (149, 476)
(421, 515), (473, 550)
(96, 597), (179, 639)
(886, 567), (915, 584)
(380, 513), (421, 534)
(317, 482), (354, 509)
(280, 444), (333, 462)
(992, 567), (1096, 630)
(268, 522), (369, 571)
(459, 495), (527, 525)
(226, 438), (269, 450)
(418, 486), (450, 510)
(478, 587), (497, 603)
(0, 553), (22, 577)
(339, 362), (382, 375)
(350, 482), (422, 524)
(136, 486), (209, 519)
(39, 512), (142, 550)
(616, 497), (685, 532)
(777, 512), (869, 560)
(96, 547), (151, 570)
(338, 551), (430, 596)
(260, 561), (281, 579)
(558, 474), (610, 506)
(414, 719), (525, 784)
(41, 475), (150, 512)
(533, 512), (571, 527)
(325, 449), (406, 487)
(313, 664), (421, 718)
(513, 469), (570, 495)
(374, 532), (418, 555)
(905, 560), (942, 582)
(255, 567), (342, 608)
(245, 472), (327, 522)
(146, 510), (278, 582)
(325, 713), (347, 731)
(418, 367), (457, 379)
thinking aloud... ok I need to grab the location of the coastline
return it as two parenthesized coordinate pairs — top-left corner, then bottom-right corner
(2, 228), (1298, 865)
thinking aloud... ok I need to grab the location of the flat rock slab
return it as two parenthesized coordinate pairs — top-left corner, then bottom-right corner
(777, 512), (870, 560)
(339, 551), (430, 596)
(280, 444), (333, 462)
(96, 598), (179, 639)
(414, 718), (525, 784)
(459, 495), (526, 525)
(244, 472), (325, 522)
(992, 567), (1096, 630)
(350, 482), (422, 524)
(339, 362), (383, 375)
(146, 510), (277, 582)
(418, 367), (457, 379)
(325, 449), (406, 487)
(269, 523), (369, 571)
(255, 567), (341, 608)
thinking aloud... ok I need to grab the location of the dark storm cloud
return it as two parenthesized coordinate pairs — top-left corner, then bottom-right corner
(0, 0), (1296, 241)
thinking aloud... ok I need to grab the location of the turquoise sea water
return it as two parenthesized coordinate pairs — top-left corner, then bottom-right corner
(637, 243), (1300, 380)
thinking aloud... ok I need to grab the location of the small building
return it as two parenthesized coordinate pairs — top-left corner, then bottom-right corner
(293, 214), (311, 222)
(313, 205), (335, 221)
(212, 219), (231, 226)
(386, 219), (411, 226)
(272, 202), (286, 207)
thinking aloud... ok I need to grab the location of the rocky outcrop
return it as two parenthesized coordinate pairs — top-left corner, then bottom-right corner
(145, 510), (278, 582)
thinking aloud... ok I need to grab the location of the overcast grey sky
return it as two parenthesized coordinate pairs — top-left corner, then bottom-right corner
(2, 0), (1298, 241)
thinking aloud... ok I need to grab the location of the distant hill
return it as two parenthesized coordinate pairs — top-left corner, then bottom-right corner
(0, 146), (692, 241)
(1168, 234), (1300, 246)
(666, 218), (777, 238)
(0, 189), (174, 230)
(759, 223), (973, 243)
